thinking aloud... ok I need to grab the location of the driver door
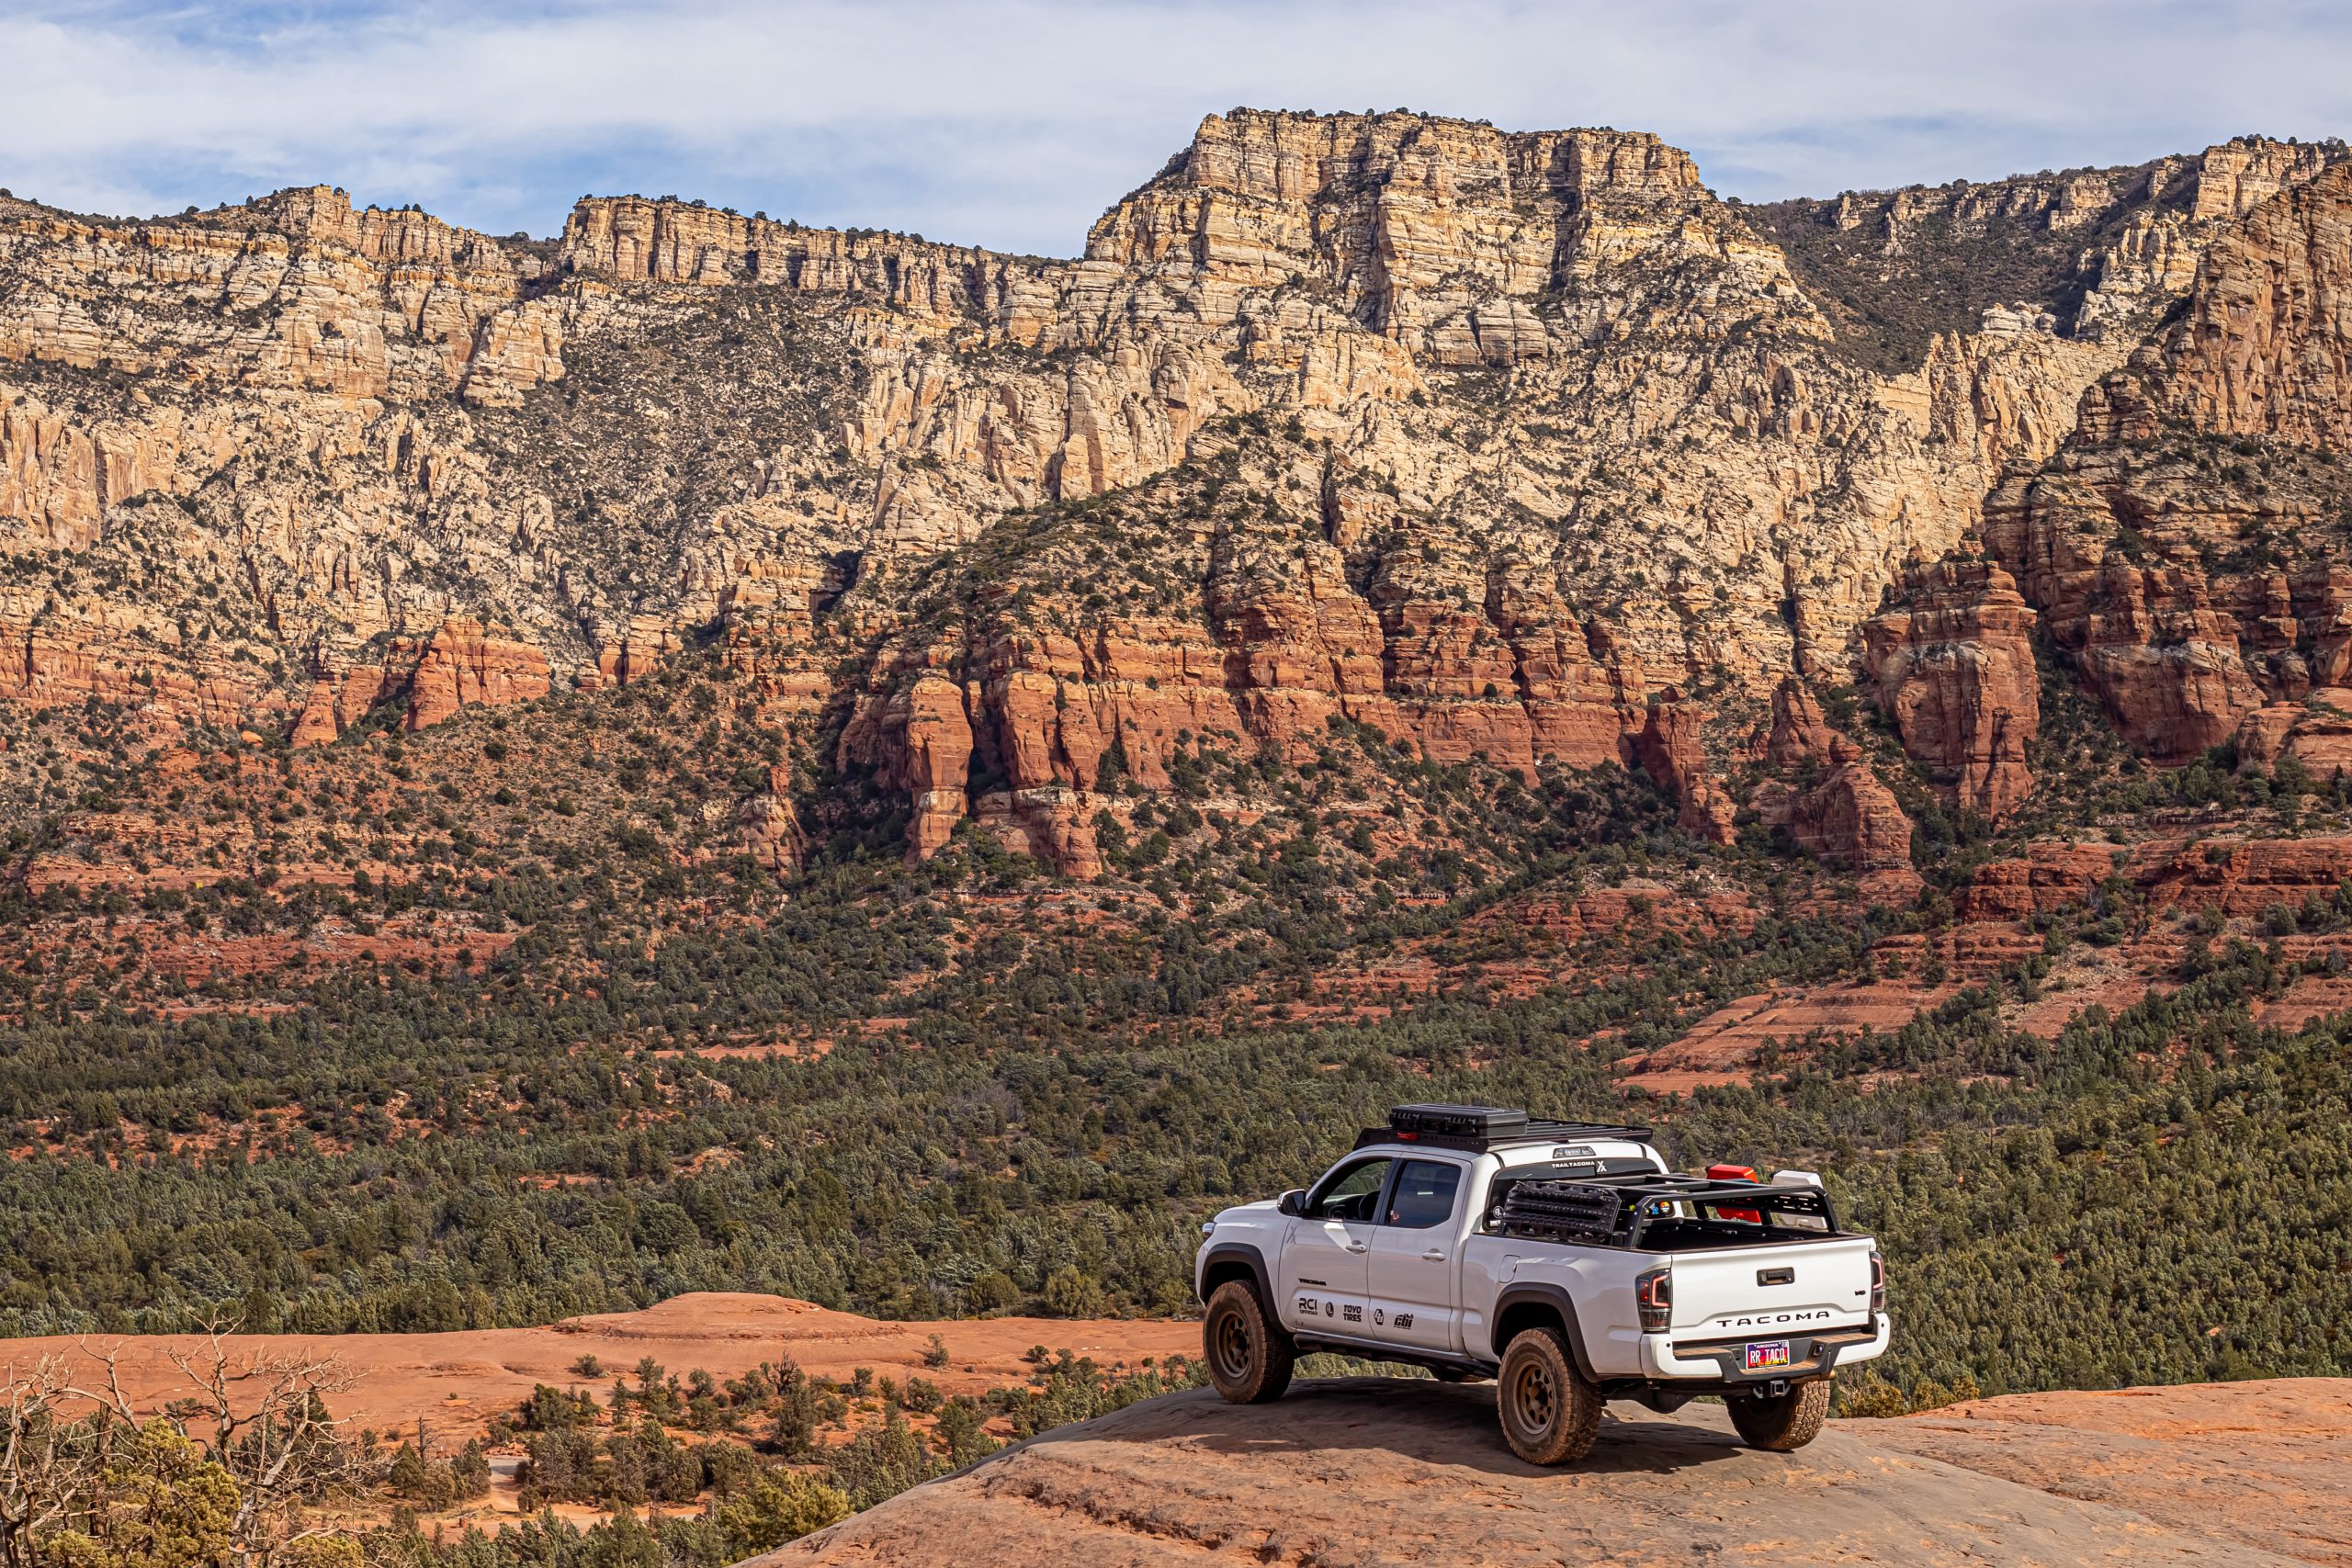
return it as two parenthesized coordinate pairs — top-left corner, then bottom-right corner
(1365, 1157), (1466, 1353)
(1275, 1156), (1389, 1337)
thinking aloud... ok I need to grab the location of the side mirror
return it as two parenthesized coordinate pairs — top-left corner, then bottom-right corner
(1276, 1189), (1306, 1217)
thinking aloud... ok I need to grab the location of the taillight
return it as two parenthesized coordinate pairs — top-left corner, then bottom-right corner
(1635, 1266), (1672, 1332)
(1869, 1251), (1886, 1314)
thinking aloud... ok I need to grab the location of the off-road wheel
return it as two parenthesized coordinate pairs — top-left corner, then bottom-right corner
(1202, 1280), (1295, 1404)
(1727, 1380), (1831, 1451)
(1495, 1327), (1603, 1464)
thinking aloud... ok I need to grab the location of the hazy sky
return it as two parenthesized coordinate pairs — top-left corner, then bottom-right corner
(5, 1), (2347, 254)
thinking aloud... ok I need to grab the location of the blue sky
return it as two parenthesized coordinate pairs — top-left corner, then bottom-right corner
(5, 1), (2349, 254)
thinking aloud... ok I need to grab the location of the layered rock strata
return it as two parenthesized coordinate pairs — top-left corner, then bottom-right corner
(1984, 162), (2352, 763)
(1862, 556), (2040, 818)
(1, 117), (2339, 878)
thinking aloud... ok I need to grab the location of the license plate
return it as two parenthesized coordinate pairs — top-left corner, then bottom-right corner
(1743, 1340), (1791, 1371)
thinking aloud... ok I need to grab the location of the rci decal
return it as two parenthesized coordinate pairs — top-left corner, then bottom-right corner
(1296, 1296), (1317, 1316)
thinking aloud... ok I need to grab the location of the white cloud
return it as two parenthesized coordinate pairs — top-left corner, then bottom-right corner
(5, 0), (2350, 254)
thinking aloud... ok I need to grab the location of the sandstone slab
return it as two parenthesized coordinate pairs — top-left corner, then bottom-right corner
(770, 1377), (2335, 1567)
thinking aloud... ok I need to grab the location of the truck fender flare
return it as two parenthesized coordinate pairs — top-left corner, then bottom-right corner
(1490, 1282), (1600, 1382)
(1196, 1241), (1274, 1307)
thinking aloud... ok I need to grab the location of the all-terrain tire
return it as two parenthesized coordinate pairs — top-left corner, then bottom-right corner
(1495, 1327), (1604, 1464)
(1727, 1380), (1831, 1451)
(1202, 1280), (1296, 1404)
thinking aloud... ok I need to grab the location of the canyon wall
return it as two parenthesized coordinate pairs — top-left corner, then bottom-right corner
(4, 115), (2346, 877)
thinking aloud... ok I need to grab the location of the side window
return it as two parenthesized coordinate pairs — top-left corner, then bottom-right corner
(1308, 1157), (1393, 1223)
(1385, 1161), (1462, 1229)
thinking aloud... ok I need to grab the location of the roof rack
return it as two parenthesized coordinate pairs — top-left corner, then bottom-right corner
(1352, 1103), (1654, 1155)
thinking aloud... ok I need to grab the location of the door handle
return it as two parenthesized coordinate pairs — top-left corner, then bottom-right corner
(1422, 1248), (1447, 1261)
(1343, 1240), (1369, 1254)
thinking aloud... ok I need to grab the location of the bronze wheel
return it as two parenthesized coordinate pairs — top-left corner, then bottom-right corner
(1202, 1280), (1295, 1404)
(1495, 1327), (1602, 1464)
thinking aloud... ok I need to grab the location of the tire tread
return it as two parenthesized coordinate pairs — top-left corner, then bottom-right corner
(1495, 1327), (1603, 1465)
(1203, 1280), (1295, 1404)
(1727, 1380), (1831, 1450)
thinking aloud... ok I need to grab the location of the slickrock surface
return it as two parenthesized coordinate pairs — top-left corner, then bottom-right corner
(1879, 1380), (2352, 1568)
(769, 1376), (2351, 1567)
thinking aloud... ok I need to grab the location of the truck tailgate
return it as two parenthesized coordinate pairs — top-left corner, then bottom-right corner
(1668, 1235), (1875, 1339)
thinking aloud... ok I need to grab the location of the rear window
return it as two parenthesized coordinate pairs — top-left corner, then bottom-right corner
(1631, 1190), (1836, 1250)
(1386, 1161), (1461, 1229)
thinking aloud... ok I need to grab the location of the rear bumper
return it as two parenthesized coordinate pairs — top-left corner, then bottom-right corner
(1637, 1314), (1888, 1383)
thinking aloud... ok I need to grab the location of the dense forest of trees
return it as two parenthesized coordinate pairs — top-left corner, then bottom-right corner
(0, 645), (2344, 1563)
(0, 827), (2340, 1400)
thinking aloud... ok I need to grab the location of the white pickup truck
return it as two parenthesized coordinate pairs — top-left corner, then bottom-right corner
(1194, 1104), (1890, 1463)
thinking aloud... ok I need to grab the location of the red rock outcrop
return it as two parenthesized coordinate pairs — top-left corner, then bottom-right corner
(1763, 675), (1838, 766)
(1634, 691), (1736, 844)
(288, 681), (344, 747)
(0, 592), (258, 722)
(735, 763), (807, 873)
(1986, 162), (2352, 763)
(2233, 700), (2352, 778)
(400, 617), (551, 731)
(288, 659), (402, 746)
(1861, 555), (2040, 818)
(1757, 736), (1919, 899)
(770, 1376), (2350, 1568)
(1957, 833), (2352, 921)
(593, 616), (681, 688)
(837, 468), (1662, 874)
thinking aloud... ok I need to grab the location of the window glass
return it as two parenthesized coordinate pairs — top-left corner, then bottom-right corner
(1309, 1158), (1392, 1223)
(1385, 1161), (1461, 1229)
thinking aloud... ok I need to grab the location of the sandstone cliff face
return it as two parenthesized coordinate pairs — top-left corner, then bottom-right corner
(1634, 691), (1736, 844)
(1747, 677), (1918, 896)
(1862, 556), (2040, 818)
(2082, 160), (2352, 446)
(1984, 161), (2352, 765)
(400, 617), (552, 730)
(1755, 137), (2346, 370)
(0, 113), (2331, 880)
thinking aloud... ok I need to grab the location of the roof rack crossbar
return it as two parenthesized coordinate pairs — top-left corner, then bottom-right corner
(1351, 1118), (1656, 1154)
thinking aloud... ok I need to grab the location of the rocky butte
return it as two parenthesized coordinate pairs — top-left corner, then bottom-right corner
(3, 115), (2349, 879)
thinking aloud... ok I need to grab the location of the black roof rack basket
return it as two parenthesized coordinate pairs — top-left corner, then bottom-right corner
(1353, 1104), (1654, 1154)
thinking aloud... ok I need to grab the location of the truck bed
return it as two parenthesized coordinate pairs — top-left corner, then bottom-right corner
(1484, 1170), (1849, 1252)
